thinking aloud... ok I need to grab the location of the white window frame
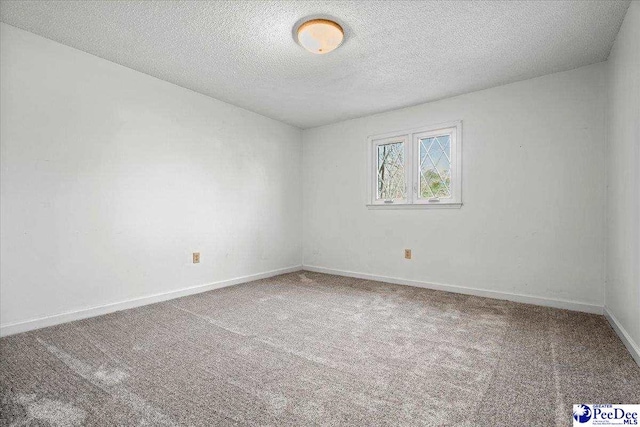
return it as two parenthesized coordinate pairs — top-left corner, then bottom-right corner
(366, 120), (462, 209)
(369, 135), (410, 205)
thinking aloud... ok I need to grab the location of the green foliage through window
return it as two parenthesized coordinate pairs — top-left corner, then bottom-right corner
(419, 135), (451, 198)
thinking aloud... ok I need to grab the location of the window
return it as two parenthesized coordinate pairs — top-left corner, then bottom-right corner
(375, 137), (408, 202)
(367, 121), (462, 208)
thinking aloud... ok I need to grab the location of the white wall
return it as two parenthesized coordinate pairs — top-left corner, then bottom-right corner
(605, 1), (640, 357)
(303, 63), (607, 311)
(0, 24), (302, 331)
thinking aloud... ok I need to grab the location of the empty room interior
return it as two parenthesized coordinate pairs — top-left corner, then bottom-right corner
(1, 1), (639, 426)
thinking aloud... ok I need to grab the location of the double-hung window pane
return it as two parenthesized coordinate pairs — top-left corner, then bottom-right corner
(419, 134), (451, 199)
(377, 141), (405, 200)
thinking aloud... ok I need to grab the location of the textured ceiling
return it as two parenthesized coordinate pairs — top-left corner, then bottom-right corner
(0, 1), (630, 128)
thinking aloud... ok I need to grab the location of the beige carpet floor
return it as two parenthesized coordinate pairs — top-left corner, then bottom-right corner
(1, 271), (639, 426)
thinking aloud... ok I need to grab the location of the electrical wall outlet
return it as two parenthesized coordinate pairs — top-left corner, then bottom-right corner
(193, 252), (200, 264)
(404, 249), (412, 259)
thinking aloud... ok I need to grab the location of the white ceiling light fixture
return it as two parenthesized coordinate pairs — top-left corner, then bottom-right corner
(297, 19), (344, 54)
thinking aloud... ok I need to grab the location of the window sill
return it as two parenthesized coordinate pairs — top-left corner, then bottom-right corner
(366, 203), (462, 210)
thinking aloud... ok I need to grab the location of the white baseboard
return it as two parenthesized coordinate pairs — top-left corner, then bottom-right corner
(0, 265), (303, 337)
(604, 307), (640, 367)
(302, 265), (603, 315)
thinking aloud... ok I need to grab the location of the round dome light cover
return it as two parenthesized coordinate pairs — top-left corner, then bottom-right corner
(297, 19), (344, 54)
